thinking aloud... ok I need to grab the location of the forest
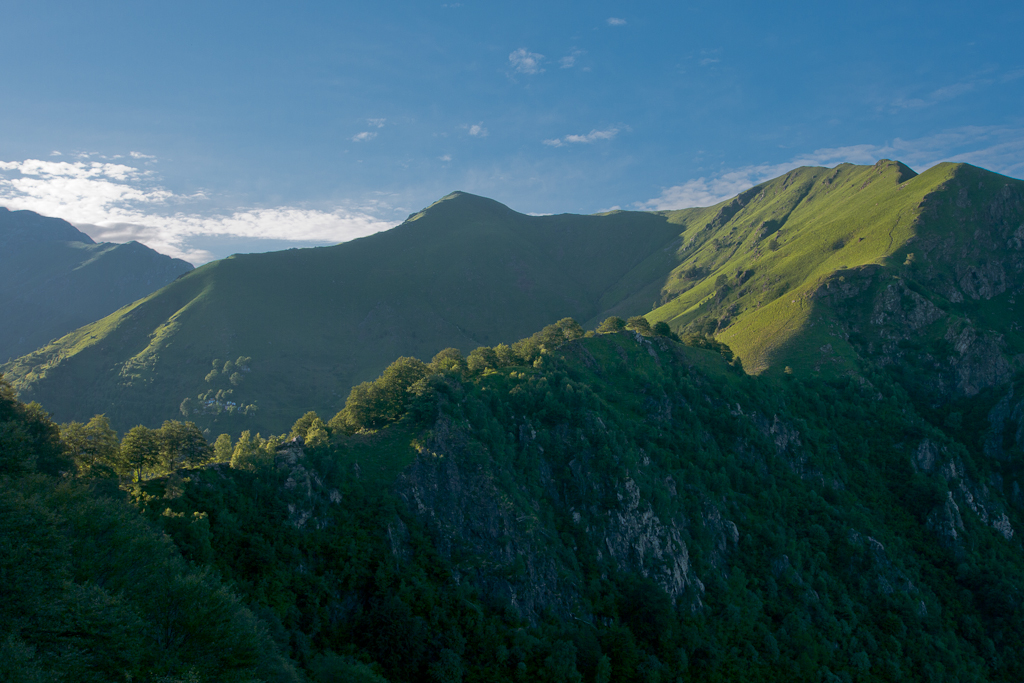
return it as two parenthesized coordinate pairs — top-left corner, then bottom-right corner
(4, 315), (1023, 682)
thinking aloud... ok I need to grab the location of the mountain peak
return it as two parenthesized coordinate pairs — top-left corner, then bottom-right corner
(0, 207), (96, 245)
(403, 191), (518, 224)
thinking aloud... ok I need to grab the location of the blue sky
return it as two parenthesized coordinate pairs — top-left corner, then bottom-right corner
(1, 0), (1022, 263)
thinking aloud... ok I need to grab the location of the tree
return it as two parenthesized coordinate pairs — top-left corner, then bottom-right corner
(494, 343), (516, 366)
(304, 417), (329, 449)
(0, 375), (67, 476)
(625, 315), (652, 336)
(61, 415), (120, 476)
(213, 434), (233, 463)
(430, 348), (466, 374)
(230, 431), (275, 471)
(597, 316), (626, 334)
(536, 318), (584, 348)
(290, 411), (321, 440)
(652, 321), (676, 339)
(467, 346), (499, 373)
(157, 420), (211, 471)
(119, 425), (161, 481)
(333, 356), (431, 432)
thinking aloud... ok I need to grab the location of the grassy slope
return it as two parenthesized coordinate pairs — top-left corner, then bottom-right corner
(647, 160), (995, 374)
(3, 192), (681, 433)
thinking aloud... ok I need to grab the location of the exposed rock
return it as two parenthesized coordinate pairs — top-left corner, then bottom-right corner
(928, 492), (965, 551)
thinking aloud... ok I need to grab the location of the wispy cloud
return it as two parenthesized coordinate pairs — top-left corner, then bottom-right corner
(351, 131), (377, 142)
(49, 150), (61, 157)
(636, 126), (1024, 210)
(439, 155), (452, 162)
(698, 48), (721, 67)
(543, 127), (620, 147)
(886, 69), (1016, 113)
(560, 49), (584, 69)
(509, 48), (544, 75)
(129, 151), (155, 159)
(462, 122), (488, 137)
(606, 17), (626, 26)
(367, 118), (386, 128)
(0, 157), (394, 264)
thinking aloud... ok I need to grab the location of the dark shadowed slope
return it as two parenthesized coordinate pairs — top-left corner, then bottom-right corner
(3, 192), (681, 432)
(0, 207), (193, 361)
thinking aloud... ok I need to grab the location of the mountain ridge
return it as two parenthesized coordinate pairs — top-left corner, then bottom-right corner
(2, 195), (684, 432)
(4, 160), (1023, 435)
(0, 207), (193, 361)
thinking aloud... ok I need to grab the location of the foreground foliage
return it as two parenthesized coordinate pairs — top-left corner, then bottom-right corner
(120, 321), (1024, 681)
(0, 375), (300, 682)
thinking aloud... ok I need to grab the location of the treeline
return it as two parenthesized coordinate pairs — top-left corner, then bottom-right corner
(329, 315), (737, 435)
(55, 315), (721, 483)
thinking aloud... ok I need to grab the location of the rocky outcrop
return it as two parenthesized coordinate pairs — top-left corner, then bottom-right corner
(391, 402), (740, 622)
(275, 440), (342, 530)
(912, 438), (1015, 547)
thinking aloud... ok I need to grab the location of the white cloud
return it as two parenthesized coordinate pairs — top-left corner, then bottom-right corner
(509, 48), (544, 75)
(635, 126), (1024, 211)
(543, 127), (620, 147)
(607, 17), (626, 25)
(0, 157), (394, 264)
(49, 150), (61, 156)
(439, 154), (452, 162)
(463, 122), (488, 137)
(129, 151), (155, 159)
(560, 49), (584, 69)
(699, 57), (720, 66)
(367, 118), (386, 128)
(352, 131), (377, 142)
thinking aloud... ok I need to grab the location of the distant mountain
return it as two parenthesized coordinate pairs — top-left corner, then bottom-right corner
(5, 161), (1023, 434)
(2, 193), (682, 432)
(0, 207), (193, 361)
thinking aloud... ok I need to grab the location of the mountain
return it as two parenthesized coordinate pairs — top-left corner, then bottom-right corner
(1, 193), (682, 432)
(648, 160), (1024, 406)
(0, 207), (193, 362)
(4, 161), (1023, 436)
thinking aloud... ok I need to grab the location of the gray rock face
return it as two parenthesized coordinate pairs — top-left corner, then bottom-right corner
(391, 411), (729, 622)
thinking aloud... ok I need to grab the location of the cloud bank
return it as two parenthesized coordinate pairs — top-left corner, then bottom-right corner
(0, 158), (395, 264)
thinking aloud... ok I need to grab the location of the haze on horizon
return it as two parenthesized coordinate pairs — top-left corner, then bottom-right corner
(1, 0), (1022, 264)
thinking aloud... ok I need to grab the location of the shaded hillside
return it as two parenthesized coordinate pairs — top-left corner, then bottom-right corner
(3, 193), (681, 433)
(0, 207), (193, 361)
(648, 161), (1024, 406)
(129, 325), (1024, 683)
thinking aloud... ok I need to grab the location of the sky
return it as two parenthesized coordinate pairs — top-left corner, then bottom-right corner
(1, 0), (1022, 264)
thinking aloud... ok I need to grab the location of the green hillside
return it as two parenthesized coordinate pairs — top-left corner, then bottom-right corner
(648, 161), (1024, 402)
(0, 207), (193, 361)
(2, 193), (682, 433)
